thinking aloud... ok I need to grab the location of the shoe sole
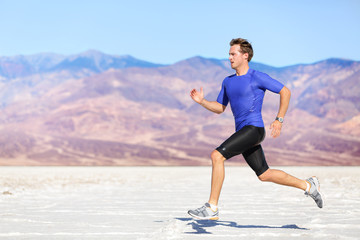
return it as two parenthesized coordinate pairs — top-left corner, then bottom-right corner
(188, 211), (219, 220)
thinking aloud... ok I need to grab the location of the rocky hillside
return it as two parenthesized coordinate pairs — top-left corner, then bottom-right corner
(0, 52), (359, 166)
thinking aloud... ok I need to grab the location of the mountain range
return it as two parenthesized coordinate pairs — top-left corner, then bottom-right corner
(0, 50), (162, 79)
(0, 51), (359, 166)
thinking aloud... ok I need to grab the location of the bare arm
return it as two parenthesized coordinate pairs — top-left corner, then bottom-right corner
(190, 88), (226, 114)
(270, 86), (291, 138)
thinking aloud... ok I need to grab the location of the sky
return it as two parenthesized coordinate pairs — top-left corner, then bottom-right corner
(0, 0), (359, 67)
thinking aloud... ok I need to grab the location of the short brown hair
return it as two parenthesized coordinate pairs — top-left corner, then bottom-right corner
(230, 38), (253, 62)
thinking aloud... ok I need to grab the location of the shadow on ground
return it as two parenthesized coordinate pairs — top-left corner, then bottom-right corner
(175, 218), (309, 234)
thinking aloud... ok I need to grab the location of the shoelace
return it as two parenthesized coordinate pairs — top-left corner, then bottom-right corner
(196, 205), (207, 213)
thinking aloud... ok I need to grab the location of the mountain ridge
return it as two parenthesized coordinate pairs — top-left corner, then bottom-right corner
(0, 51), (165, 79)
(2, 50), (359, 79)
(0, 52), (359, 166)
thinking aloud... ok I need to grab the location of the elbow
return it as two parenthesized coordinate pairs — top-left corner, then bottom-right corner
(216, 104), (226, 114)
(281, 86), (291, 98)
(286, 87), (291, 99)
(213, 108), (223, 114)
(286, 86), (291, 96)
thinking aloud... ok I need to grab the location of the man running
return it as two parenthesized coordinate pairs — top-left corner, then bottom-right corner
(188, 38), (323, 220)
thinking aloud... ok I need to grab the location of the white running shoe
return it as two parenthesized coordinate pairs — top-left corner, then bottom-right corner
(188, 203), (219, 220)
(305, 176), (324, 208)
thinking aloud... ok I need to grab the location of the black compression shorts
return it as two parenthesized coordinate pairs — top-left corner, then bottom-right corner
(216, 125), (269, 176)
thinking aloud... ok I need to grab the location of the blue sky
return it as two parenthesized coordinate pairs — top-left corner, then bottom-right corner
(0, 0), (359, 67)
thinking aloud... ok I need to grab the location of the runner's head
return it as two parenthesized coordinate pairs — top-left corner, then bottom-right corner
(230, 38), (253, 62)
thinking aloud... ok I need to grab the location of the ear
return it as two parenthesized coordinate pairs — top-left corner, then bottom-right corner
(243, 52), (249, 61)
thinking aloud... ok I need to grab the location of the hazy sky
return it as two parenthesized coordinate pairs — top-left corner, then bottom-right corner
(1, 0), (359, 66)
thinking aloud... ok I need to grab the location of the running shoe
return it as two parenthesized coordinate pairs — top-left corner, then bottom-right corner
(188, 203), (219, 220)
(305, 176), (323, 208)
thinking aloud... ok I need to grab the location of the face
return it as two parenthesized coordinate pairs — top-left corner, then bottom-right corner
(229, 45), (248, 69)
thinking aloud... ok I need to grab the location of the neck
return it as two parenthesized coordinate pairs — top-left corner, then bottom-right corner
(235, 64), (250, 76)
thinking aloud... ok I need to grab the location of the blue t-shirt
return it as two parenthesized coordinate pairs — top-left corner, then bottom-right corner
(217, 68), (284, 131)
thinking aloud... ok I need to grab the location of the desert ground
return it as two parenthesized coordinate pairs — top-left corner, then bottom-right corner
(0, 166), (359, 239)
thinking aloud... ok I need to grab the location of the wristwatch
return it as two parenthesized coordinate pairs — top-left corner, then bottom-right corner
(275, 117), (284, 123)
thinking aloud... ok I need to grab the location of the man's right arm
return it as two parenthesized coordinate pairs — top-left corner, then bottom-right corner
(190, 88), (226, 114)
(199, 99), (226, 114)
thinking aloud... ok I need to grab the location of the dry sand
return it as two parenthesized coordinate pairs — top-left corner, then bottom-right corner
(0, 166), (359, 239)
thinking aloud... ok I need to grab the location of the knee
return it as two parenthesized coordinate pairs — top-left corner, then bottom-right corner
(211, 150), (225, 165)
(258, 169), (271, 182)
(258, 174), (268, 182)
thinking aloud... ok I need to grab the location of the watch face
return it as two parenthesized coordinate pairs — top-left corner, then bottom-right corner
(276, 117), (284, 123)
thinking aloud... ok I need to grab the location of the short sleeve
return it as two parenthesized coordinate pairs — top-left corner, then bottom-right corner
(216, 79), (229, 106)
(254, 71), (284, 93)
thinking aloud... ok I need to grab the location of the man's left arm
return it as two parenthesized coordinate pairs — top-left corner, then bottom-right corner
(270, 86), (291, 138)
